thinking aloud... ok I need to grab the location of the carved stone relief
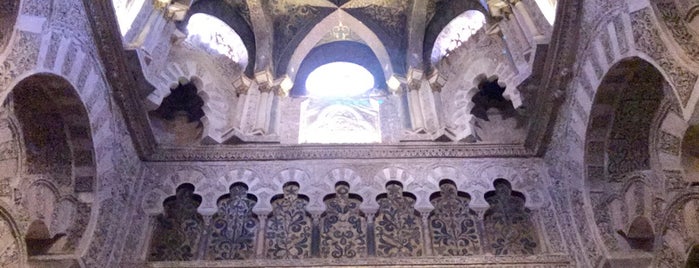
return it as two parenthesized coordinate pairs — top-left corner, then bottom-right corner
(206, 183), (258, 260)
(149, 184), (205, 261)
(265, 182), (312, 259)
(320, 182), (367, 258)
(631, 8), (698, 107)
(483, 179), (538, 255)
(429, 180), (481, 256)
(374, 181), (423, 257)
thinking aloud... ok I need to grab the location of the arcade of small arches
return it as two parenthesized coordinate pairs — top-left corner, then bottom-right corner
(2, 0), (699, 267)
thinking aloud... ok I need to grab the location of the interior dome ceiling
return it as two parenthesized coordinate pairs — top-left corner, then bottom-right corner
(83, 0), (578, 161)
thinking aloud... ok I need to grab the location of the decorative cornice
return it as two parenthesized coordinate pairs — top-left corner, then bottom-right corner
(150, 143), (534, 161)
(148, 254), (571, 267)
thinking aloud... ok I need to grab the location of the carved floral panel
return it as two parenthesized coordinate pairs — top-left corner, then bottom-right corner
(320, 183), (367, 258)
(429, 182), (481, 256)
(265, 183), (312, 259)
(483, 180), (538, 255)
(206, 184), (258, 260)
(374, 182), (423, 257)
(149, 186), (205, 261)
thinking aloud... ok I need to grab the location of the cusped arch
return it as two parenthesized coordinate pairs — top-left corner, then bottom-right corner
(147, 64), (230, 144)
(286, 10), (394, 81)
(143, 167), (209, 215)
(269, 168), (322, 213)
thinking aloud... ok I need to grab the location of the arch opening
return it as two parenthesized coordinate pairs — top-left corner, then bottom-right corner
(4, 74), (96, 256)
(149, 78), (205, 145)
(584, 58), (670, 253)
(185, 13), (249, 68)
(430, 10), (486, 64)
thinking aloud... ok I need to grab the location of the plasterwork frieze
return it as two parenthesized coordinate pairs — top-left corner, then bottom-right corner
(654, 0), (699, 62)
(631, 7), (698, 107)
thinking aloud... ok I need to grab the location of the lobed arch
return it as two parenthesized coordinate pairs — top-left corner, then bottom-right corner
(147, 60), (232, 144)
(285, 10), (394, 83)
(178, 0), (256, 76)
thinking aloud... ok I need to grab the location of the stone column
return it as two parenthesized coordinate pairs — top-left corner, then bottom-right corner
(366, 212), (376, 256)
(311, 213), (322, 257)
(255, 214), (268, 258)
(420, 211), (433, 256)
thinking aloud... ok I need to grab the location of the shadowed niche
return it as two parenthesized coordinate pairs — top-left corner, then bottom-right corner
(152, 81), (205, 123)
(470, 77), (517, 121)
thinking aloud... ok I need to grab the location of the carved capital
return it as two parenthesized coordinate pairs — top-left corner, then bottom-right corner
(428, 70), (447, 93)
(274, 75), (293, 97)
(255, 69), (275, 93)
(407, 68), (424, 92)
(487, 0), (514, 19)
(387, 75), (406, 95)
(233, 75), (252, 95)
(153, 0), (171, 10)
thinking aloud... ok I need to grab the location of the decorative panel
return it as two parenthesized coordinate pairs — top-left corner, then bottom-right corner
(320, 183), (367, 258)
(149, 185), (205, 261)
(374, 182), (423, 257)
(265, 182), (313, 259)
(206, 183), (258, 260)
(429, 181), (481, 256)
(483, 179), (538, 255)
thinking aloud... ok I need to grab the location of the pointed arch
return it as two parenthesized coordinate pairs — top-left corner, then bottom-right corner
(285, 10), (394, 81)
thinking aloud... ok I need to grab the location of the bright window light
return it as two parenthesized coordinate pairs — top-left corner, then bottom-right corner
(535, 0), (557, 25)
(431, 10), (486, 63)
(305, 62), (375, 98)
(186, 13), (248, 66)
(113, 0), (146, 35)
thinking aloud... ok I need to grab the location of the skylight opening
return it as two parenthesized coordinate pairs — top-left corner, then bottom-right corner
(186, 13), (248, 66)
(431, 10), (486, 63)
(113, 0), (146, 35)
(535, 0), (557, 25)
(305, 62), (375, 98)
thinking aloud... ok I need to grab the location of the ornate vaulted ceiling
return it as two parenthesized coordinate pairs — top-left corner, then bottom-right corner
(78, 0), (581, 161)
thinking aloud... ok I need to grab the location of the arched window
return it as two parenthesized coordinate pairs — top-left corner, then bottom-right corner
(431, 10), (486, 63)
(299, 61), (382, 144)
(185, 13), (249, 66)
(305, 62), (375, 98)
(534, 0), (557, 25)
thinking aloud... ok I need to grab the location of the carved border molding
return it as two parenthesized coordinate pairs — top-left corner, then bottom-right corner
(79, 0), (581, 161)
(147, 255), (572, 267)
(151, 143), (534, 161)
